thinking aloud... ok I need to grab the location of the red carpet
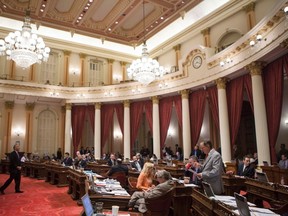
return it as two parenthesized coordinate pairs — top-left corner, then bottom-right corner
(0, 174), (83, 216)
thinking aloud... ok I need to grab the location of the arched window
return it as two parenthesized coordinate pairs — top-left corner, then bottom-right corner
(217, 31), (242, 53)
(37, 109), (57, 155)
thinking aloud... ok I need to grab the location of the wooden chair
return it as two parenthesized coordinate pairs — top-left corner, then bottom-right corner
(144, 188), (174, 216)
(128, 177), (138, 195)
(110, 172), (127, 188)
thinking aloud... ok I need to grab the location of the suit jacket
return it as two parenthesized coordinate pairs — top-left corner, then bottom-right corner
(9, 151), (21, 173)
(237, 163), (255, 178)
(131, 161), (142, 172)
(62, 157), (73, 166)
(200, 149), (224, 195)
(129, 179), (174, 213)
(107, 159), (117, 166)
(107, 164), (128, 176)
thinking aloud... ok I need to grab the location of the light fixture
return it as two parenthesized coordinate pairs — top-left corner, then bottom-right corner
(127, 0), (167, 85)
(284, 6), (288, 18)
(0, 1), (50, 68)
(249, 34), (262, 48)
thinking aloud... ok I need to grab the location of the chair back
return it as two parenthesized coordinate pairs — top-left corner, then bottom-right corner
(144, 188), (174, 216)
(128, 177), (138, 194)
(110, 172), (127, 188)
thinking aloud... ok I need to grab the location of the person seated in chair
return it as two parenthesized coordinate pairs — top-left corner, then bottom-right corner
(184, 155), (200, 185)
(136, 162), (155, 191)
(107, 158), (128, 176)
(237, 155), (255, 178)
(107, 153), (117, 166)
(61, 152), (73, 166)
(128, 170), (174, 213)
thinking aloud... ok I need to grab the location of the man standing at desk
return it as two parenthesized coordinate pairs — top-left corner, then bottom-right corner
(0, 143), (23, 194)
(195, 141), (224, 195)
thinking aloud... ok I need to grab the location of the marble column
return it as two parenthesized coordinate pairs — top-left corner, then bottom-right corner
(152, 96), (161, 158)
(63, 51), (71, 86)
(216, 78), (231, 162)
(123, 100), (130, 159)
(4, 101), (14, 153)
(94, 103), (101, 159)
(181, 90), (191, 160)
(246, 61), (270, 165)
(64, 103), (72, 155)
(25, 103), (35, 153)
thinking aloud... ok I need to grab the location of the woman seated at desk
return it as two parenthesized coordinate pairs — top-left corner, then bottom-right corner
(136, 162), (155, 191)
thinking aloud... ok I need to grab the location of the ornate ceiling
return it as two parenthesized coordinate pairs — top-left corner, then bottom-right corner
(0, 0), (202, 46)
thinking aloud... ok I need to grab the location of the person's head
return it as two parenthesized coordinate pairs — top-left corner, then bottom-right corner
(155, 170), (171, 183)
(281, 154), (287, 160)
(189, 155), (198, 164)
(64, 152), (69, 158)
(13, 143), (20, 151)
(76, 151), (80, 156)
(280, 143), (286, 150)
(243, 155), (251, 166)
(194, 145), (199, 150)
(136, 153), (141, 160)
(200, 141), (213, 154)
(110, 154), (115, 160)
(142, 162), (155, 176)
(253, 152), (257, 159)
(132, 156), (137, 161)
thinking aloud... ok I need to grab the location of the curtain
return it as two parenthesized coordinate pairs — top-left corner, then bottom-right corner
(159, 97), (174, 148)
(189, 89), (206, 146)
(243, 74), (254, 112)
(263, 57), (284, 163)
(227, 76), (244, 147)
(114, 104), (124, 135)
(207, 86), (219, 131)
(144, 100), (153, 134)
(174, 95), (182, 130)
(101, 104), (115, 150)
(86, 105), (95, 134)
(71, 105), (86, 156)
(227, 76), (244, 146)
(130, 101), (145, 154)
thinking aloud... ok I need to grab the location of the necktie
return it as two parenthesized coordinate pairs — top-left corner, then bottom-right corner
(16, 151), (20, 158)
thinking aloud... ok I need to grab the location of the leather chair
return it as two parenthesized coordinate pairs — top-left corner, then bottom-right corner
(110, 172), (127, 188)
(144, 188), (174, 216)
(127, 177), (138, 195)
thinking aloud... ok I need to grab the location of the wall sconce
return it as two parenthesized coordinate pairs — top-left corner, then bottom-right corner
(285, 119), (288, 125)
(284, 6), (288, 18)
(250, 34), (263, 48)
(159, 81), (168, 88)
(50, 91), (59, 97)
(14, 129), (22, 137)
(220, 57), (233, 67)
(113, 75), (121, 82)
(131, 87), (141, 94)
(104, 91), (113, 96)
(76, 93), (85, 98)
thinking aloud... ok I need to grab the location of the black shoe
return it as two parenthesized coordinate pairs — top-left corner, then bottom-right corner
(0, 190), (4, 195)
(15, 191), (24, 193)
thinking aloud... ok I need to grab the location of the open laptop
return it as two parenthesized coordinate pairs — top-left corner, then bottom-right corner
(234, 192), (251, 216)
(202, 181), (235, 202)
(256, 172), (269, 183)
(81, 193), (94, 216)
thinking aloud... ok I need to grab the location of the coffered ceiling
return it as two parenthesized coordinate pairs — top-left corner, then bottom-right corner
(0, 0), (203, 46)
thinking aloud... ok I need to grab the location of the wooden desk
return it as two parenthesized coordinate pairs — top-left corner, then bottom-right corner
(80, 209), (143, 216)
(0, 159), (9, 174)
(222, 175), (246, 196)
(261, 166), (288, 184)
(89, 194), (131, 211)
(213, 201), (238, 216)
(173, 185), (193, 216)
(23, 161), (46, 179)
(191, 188), (214, 216)
(45, 163), (69, 187)
(155, 165), (185, 178)
(67, 169), (87, 204)
(85, 163), (110, 176)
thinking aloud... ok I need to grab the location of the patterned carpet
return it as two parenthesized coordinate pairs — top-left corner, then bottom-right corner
(0, 174), (83, 216)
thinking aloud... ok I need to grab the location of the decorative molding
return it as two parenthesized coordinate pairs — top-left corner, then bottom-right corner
(5, 101), (14, 109)
(25, 102), (35, 111)
(216, 78), (228, 89)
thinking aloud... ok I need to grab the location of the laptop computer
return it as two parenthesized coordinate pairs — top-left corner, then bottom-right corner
(81, 193), (94, 216)
(234, 192), (251, 216)
(202, 181), (235, 201)
(202, 181), (215, 197)
(256, 172), (269, 183)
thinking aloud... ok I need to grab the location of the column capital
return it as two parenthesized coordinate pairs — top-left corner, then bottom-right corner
(151, 96), (159, 104)
(201, 27), (210, 36)
(123, 100), (130, 108)
(246, 61), (266, 76)
(180, 89), (190, 99)
(108, 59), (114, 64)
(216, 77), (228, 89)
(25, 102), (35, 111)
(61, 106), (66, 113)
(5, 101), (14, 109)
(120, 61), (127, 66)
(66, 103), (72, 110)
(95, 102), (101, 110)
(63, 50), (71, 56)
(173, 44), (181, 51)
(280, 38), (288, 49)
(79, 53), (87, 59)
(243, 2), (255, 13)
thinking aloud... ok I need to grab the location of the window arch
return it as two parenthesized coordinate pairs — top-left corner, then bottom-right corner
(216, 31), (242, 53)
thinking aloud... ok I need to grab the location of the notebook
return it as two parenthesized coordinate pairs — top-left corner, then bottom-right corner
(234, 192), (251, 216)
(81, 193), (94, 216)
(256, 172), (269, 183)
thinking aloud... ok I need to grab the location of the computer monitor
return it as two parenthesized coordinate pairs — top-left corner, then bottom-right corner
(256, 172), (269, 183)
(202, 181), (215, 197)
(234, 192), (251, 216)
(81, 193), (94, 216)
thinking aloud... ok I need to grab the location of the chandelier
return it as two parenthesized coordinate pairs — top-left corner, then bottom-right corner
(127, 1), (166, 85)
(0, 7), (50, 68)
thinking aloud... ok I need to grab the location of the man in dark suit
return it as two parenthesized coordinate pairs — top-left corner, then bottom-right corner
(237, 155), (255, 178)
(107, 153), (117, 166)
(0, 143), (23, 194)
(131, 156), (142, 172)
(61, 152), (73, 166)
(107, 158), (128, 176)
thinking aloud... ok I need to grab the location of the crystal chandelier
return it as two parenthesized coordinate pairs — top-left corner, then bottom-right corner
(0, 8), (50, 68)
(127, 1), (166, 85)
